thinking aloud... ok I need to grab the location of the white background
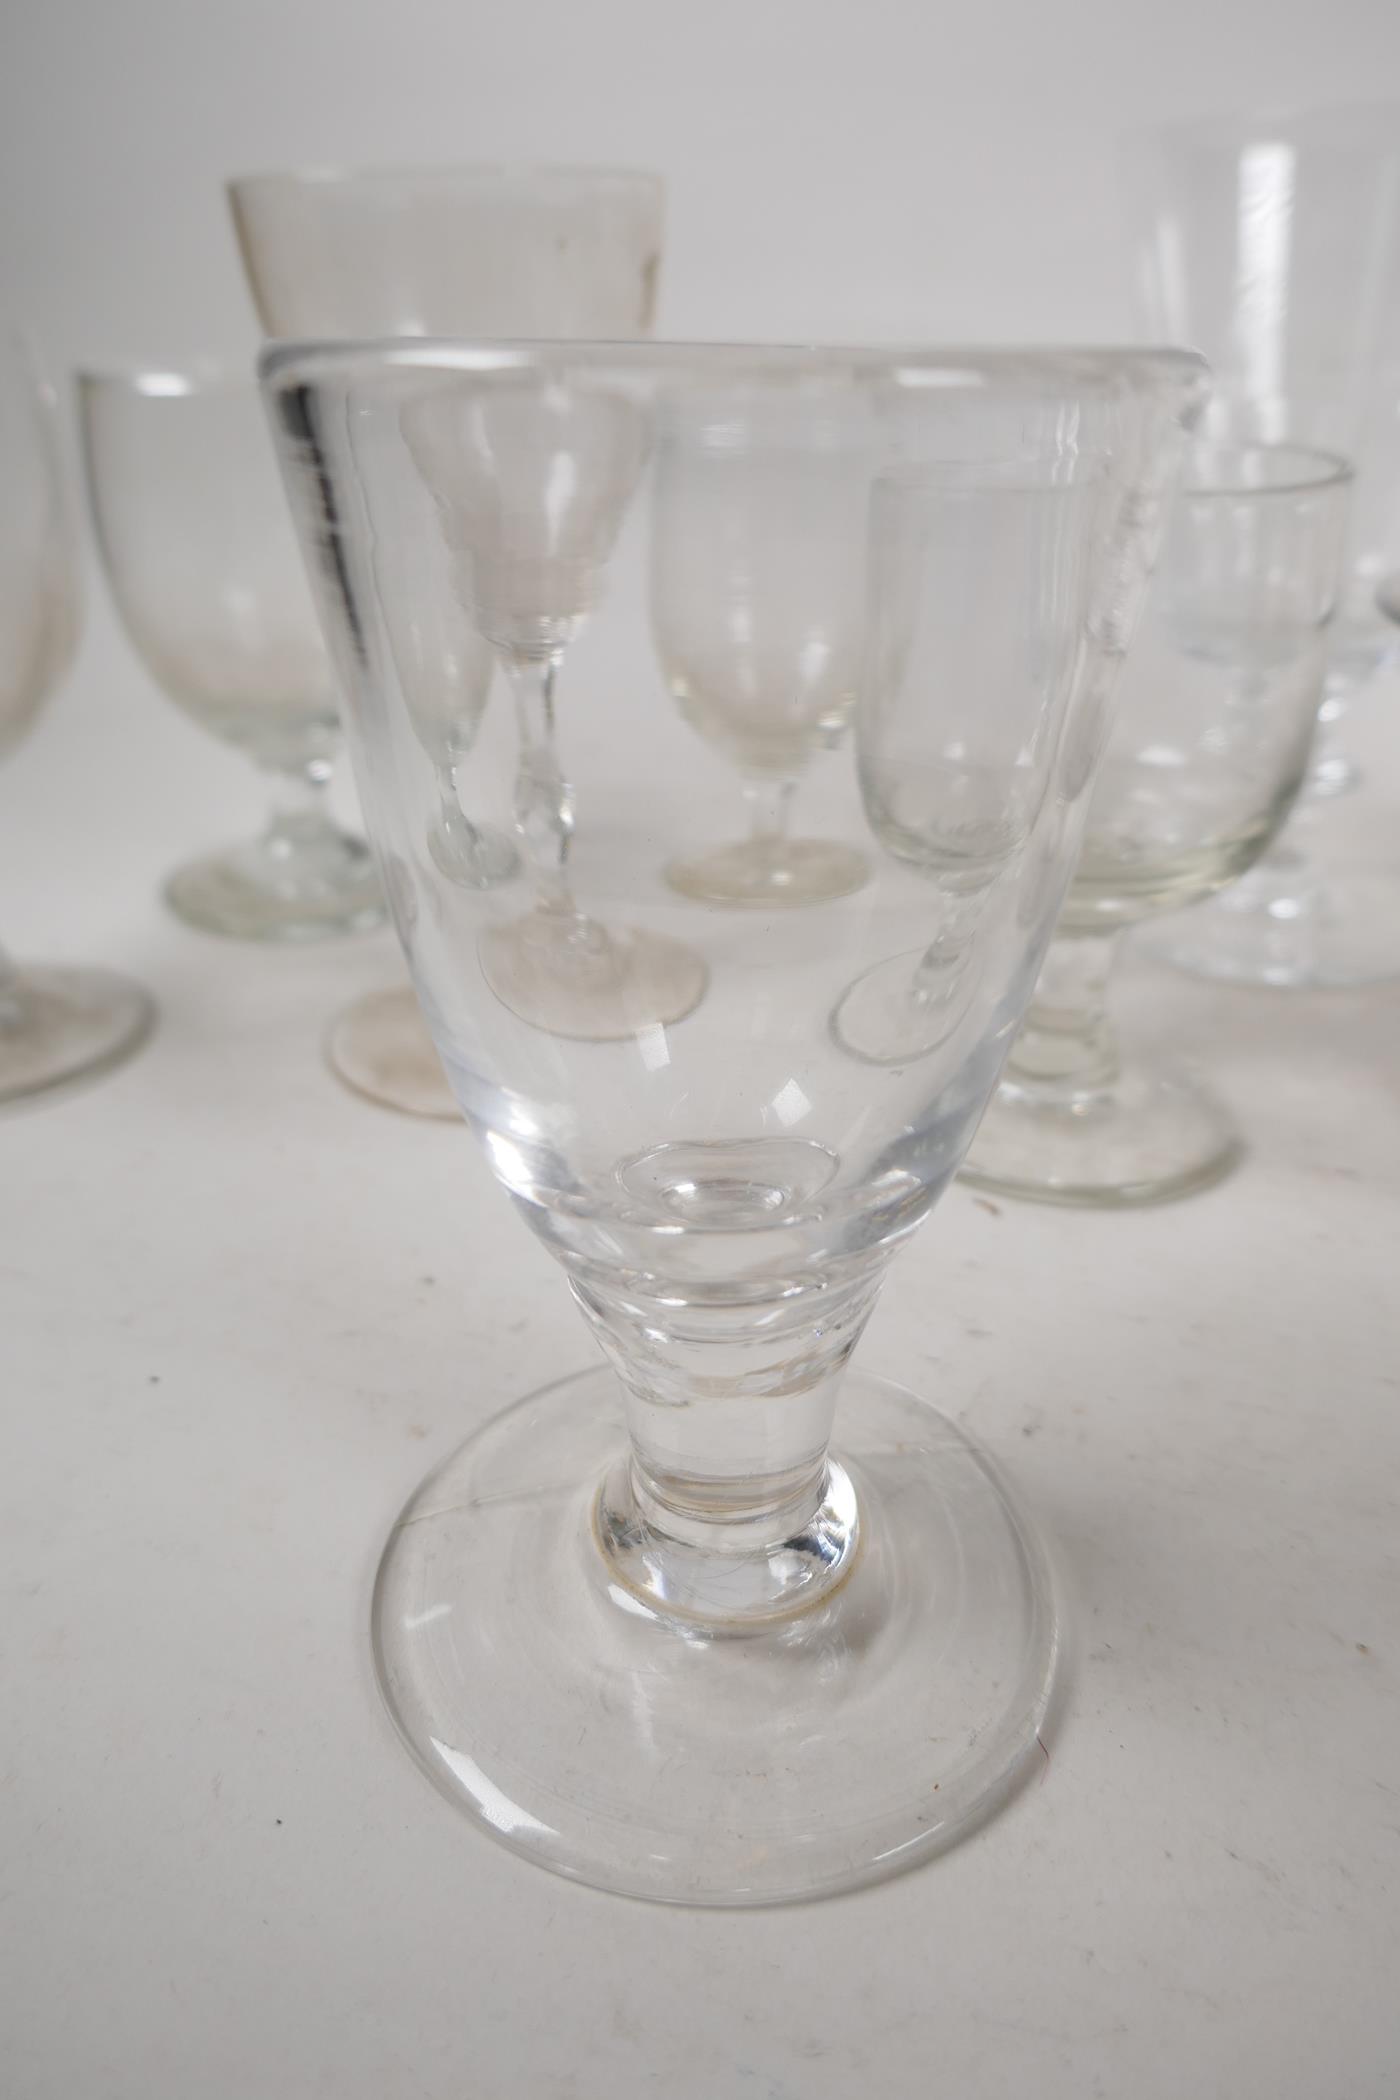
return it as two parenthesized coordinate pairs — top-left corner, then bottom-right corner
(3, 3), (1400, 2096)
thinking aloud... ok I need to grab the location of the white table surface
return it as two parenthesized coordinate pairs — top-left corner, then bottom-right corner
(4, 617), (1400, 2100)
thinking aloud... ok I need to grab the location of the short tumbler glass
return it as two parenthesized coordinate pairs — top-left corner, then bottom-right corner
(963, 442), (1351, 1207)
(80, 365), (382, 943)
(265, 339), (1201, 1904)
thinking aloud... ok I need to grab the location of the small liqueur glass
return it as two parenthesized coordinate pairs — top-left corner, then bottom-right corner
(0, 339), (153, 1106)
(963, 442), (1351, 1207)
(80, 364), (382, 943)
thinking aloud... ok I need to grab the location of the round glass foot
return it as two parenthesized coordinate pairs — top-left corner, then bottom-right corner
(326, 985), (460, 1120)
(479, 913), (708, 1040)
(1142, 870), (1400, 990)
(962, 1060), (1242, 1207)
(0, 964), (154, 1107)
(666, 836), (870, 909)
(829, 946), (981, 1064)
(372, 1366), (1061, 1906)
(164, 829), (384, 943)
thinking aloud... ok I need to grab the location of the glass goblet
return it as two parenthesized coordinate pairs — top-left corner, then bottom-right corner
(79, 364), (382, 944)
(654, 391), (870, 908)
(1124, 103), (1400, 988)
(963, 442), (1351, 1208)
(266, 338), (1200, 1904)
(0, 340), (153, 1105)
(228, 164), (665, 1108)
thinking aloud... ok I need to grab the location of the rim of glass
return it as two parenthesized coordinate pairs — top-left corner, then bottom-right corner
(1127, 100), (1400, 148)
(76, 359), (258, 400)
(228, 163), (664, 201)
(1179, 440), (1352, 499)
(259, 337), (1208, 397)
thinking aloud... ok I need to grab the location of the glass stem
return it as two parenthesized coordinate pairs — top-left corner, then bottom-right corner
(505, 653), (577, 919)
(1006, 928), (1122, 1095)
(742, 775), (796, 855)
(262, 754), (338, 852)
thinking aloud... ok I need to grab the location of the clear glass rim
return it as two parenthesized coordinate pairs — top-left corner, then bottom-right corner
(1124, 99), (1400, 150)
(259, 337), (1207, 400)
(227, 163), (664, 205)
(75, 359), (257, 401)
(1180, 439), (1352, 499)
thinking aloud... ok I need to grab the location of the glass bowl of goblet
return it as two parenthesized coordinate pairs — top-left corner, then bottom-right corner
(962, 441), (1351, 1208)
(265, 337), (1202, 1904)
(0, 338), (153, 1104)
(80, 363), (382, 943)
(229, 163), (665, 1108)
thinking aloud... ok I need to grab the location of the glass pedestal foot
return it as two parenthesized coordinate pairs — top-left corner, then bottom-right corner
(478, 913), (708, 1040)
(0, 964), (154, 1107)
(372, 1366), (1062, 1906)
(666, 836), (870, 909)
(962, 1059), (1242, 1208)
(164, 828), (384, 943)
(326, 985), (459, 1120)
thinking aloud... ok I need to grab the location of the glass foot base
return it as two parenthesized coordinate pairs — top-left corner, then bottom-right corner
(0, 964), (154, 1107)
(479, 916), (708, 1040)
(372, 1366), (1061, 1906)
(666, 836), (870, 909)
(830, 946), (981, 1064)
(962, 1060), (1242, 1208)
(326, 986), (460, 1120)
(1142, 872), (1400, 990)
(164, 832), (384, 943)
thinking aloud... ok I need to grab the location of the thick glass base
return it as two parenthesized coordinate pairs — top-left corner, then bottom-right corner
(479, 913), (708, 1040)
(829, 946), (980, 1064)
(325, 985), (460, 1120)
(962, 1059), (1242, 1208)
(666, 836), (870, 909)
(1142, 864), (1400, 990)
(372, 1366), (1061, 1906)
(164, 827), (384, 943)
(0, 964), (154, 1107)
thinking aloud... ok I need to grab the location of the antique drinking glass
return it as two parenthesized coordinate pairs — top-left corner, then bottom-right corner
(963, 442), (1350, 1208)
(80, 364), (382, 942)
(0, 340), (153, 1104)
(229, 165), (666, 1101)
(1125, 104), (1400, 987)
(654, 394), (871, 907)
(265, 339), (1202, 1904)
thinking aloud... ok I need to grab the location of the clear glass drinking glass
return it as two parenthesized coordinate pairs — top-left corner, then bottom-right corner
(79, 364), (382, 943)
(654, 394), (871, 907)
(1125, 103), (1400, 988)
(0, 339), (154, 1106)
(229, 165), (665, 1099)
(963, 442), (1351, 1208)
(264, 337), (1202, 1904)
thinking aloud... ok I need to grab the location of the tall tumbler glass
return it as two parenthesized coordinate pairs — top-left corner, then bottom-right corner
(263, 338), (1202, 1905)
(1125, 103), (1400, 987)
(0, 340), (153, 1105)
(229, 165), (665, 1110)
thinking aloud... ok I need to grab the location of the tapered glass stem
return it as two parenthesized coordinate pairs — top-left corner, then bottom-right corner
(742, 774), (795, 850)
(1007, 929), (1122, 1093)
(262, 752), (339, 851)
(505, 653), (577, 919)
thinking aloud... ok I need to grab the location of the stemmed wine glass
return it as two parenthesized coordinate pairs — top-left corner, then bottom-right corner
(1124, 103), (1400, 988)
(264, 337), (1202, 1904)
(228, 164), (667, 1104)
(0, 339), (153, 1105)
(963, 442), (1351, 1207)
(653, 390), (871, 908)
(80, 364), (382, 943)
